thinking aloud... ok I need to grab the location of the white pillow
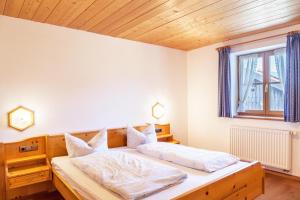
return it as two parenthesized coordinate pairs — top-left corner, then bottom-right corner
(127, 124), (157, 148)
(143, 124), (158, 143)
(65, 129), (108, 158)
(88, 128), (108, 152)
(65, 133), (93, 158)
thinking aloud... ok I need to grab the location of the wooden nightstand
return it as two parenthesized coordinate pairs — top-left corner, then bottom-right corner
(5, 154), (51, 190)
(3, 136), (53, 199)
(153, 124), (180, 144)
(157, 134), (180, 144)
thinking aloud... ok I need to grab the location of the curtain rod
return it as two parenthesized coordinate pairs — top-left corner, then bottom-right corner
(216, 31), (299, 50)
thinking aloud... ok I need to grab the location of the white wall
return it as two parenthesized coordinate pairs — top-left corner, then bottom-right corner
(2, 14), (300, 176)
(0, 16), (187, 143)
(187, 24), (300, 177)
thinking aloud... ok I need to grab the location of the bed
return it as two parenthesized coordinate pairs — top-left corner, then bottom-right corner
(46, 126), (265, 200)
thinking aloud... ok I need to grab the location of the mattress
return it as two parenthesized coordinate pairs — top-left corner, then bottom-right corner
(52, 147), (252, 200)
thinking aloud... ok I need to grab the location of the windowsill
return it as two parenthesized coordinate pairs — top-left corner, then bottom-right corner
(234, 115), (284, 121)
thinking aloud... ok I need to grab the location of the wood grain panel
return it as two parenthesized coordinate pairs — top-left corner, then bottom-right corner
(4, 136), (46, 160)
(32, 0), (61, 22)
(178, 19), (300, 50)
(162, 2), (300, 49)
(134, 0), (277, 44)
(68, 0), (114, 28)
(176, 18), (300, 50)
(90, 0), (169, 34)
(18, 0), (42, 19)
(155, 0), (300, 48)
(222, 3), (300, 34)
(108, 0), (187, 36)
(80, 0), (132, 30)
(144, 0), (271, 44)
(134, 0), (236, 44)
(4, 0), (25, 17)
(194, 0), (300, 36)
(174, 162), (264, 200)
(0, 0), (6, 14)
(118, 0), (221, 39)
(1, 0), (300, 50)
(138, 0), (299, 48)
(46, 0), (96, 26)
(7, 181), (52, 199)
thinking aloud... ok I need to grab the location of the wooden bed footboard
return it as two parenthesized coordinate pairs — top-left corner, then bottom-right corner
(52, 168), (83, 200)
(51, 162), (264, 200)
(173, 162), (264, 200)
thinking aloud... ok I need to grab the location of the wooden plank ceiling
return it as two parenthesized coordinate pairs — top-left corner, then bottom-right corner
(1, 0), (300, 50)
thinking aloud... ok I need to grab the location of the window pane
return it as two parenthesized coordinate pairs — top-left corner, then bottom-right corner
(269, 56), (280, 82)
(269, 53), (286, 112)
(244, 82), (264, 110)
(269, 83), (284, 111)
(239, 56), (263, 111)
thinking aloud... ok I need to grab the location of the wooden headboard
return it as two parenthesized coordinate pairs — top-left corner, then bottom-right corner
(4, 137), (46, 160)
(46, 124), (170, 161)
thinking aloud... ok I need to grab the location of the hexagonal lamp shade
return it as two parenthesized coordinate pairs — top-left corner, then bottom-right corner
(8, 106), (35, 131)
(152, 102), (165, 120)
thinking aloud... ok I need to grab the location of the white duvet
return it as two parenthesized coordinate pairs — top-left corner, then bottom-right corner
(71, 151), (187, 200)
(137, 142), (239, 172)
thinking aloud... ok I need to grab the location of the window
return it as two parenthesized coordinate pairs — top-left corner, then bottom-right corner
(237, 48), (286, 117)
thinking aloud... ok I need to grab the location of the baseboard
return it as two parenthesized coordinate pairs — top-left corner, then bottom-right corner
(265, 169), (300, 181)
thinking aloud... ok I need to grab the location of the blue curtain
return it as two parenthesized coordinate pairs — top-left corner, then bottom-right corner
(284, 32), (300, 122)
(218, 46), (231, 117)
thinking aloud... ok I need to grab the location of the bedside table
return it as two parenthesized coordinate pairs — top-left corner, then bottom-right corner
(157, 134), (180, 144)
(5, 154), (51, 190)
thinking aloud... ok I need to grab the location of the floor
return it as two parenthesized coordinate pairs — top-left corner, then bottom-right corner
(21, 191), (63, 200)
(22, 173), (300, 200)
(257, 173), (300, 200)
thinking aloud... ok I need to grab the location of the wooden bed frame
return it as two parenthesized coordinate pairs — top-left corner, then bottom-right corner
(0, 124), (265, 200)
(47, 125), (265, 200)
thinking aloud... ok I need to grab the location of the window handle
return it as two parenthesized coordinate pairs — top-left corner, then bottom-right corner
(264, 84), (269, 93)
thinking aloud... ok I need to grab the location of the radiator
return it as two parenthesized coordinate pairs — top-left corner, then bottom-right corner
(230, 126), (292, 170)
